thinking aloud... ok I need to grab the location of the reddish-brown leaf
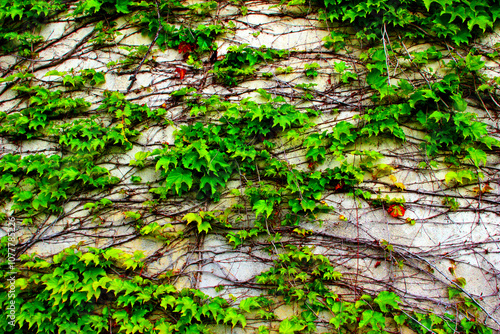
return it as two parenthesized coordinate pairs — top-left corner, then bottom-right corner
(387, 204), (405, 218)
(178, 42), (195, 54)
(175, 67), (187, 80)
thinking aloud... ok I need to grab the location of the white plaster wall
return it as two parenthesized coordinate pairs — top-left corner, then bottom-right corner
(1, 1), (499, 332)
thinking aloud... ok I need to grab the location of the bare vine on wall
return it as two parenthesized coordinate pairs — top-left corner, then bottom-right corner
(0, 0), (499, 333)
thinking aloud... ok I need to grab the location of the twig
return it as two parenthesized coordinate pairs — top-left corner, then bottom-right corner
(381, 23), (392, 86)
(398, 248), (500, 328)
(126, 0), (163, 93)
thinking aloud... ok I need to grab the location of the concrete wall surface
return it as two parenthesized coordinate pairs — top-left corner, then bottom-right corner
(0, 0), (499, 333)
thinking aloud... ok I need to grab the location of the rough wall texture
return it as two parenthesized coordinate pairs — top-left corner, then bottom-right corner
(1, 0), (500, 333)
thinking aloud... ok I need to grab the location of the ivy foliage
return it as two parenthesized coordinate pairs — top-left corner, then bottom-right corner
(0, 153), (119, 224)
(0, 75), (168, 224)
(0, 0), (63, 55)
(0, 242), (492, 334)
(321, 0), (500, 44)
(151, 91), (359, 222)
(0, 245), (248, 334)
(0, 0), (499, 333)
(303, 69), (498, 167)
(256, 245), (492, 334)
(211, 45), (289, 86)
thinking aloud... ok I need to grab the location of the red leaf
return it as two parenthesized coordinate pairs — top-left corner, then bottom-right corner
(387, 204), (405, 218)
(374, 261), (381, 268)
(175, 67), (186, 80)
(334, 181), (344, 191)
(178, 42), (195, 54)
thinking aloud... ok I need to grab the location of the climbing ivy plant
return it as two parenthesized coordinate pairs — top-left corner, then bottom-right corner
(0, 0), (499, 333)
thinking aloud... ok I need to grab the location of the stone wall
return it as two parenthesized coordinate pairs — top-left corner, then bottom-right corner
(1, 0), (499, 333)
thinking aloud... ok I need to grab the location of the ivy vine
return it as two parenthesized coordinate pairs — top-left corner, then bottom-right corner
(0, 0), (499, 333)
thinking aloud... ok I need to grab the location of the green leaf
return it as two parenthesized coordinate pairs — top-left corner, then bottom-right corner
(480, 136), (500, 149)
(156, 155), (177, 172)
(451, 94), (467, 112)
(182, 151), (206, 173)
(301, 199), (316, 212)
(61, 167), (80, 181)
(467, 15), (493, 32)
(253, 200), (273, 218)
(102, 248), (123, 261)
(422, 0), (450, 11)
(96, 198), (111, 207)
(223, 308), (246, 328)
(32, 194), (49, 210)
(79, 252), (100, 266)
(200, 175), (224, 195)
(288, 199), (302, 213)
(161, 295), (177, 309)
(448, 287), (462, 299)
(240, 298), (260, 313)
(445, 171), (457, 184)
(81, 266), (106, 284)
(374, 291), (400, 312)
(197, 221), (212, 234)
(273, 115), (292, 131)
(0, 174), (14, 192)
(451, 29), (472, 45)
(197, 36), (211, 52)
(429, 111), (450, 122)
(466, 147), (487, 167)
(116, 0), (130, 13)
(154, 284), (176, 298)
(80, 283), (101, 301)
(92, 276), (112, 290)
(184, 213), (202, 226)
(279, 318), (305, 334)
(394, 314), (407, 325)
(14, 191), (33, 202)
(334, 61), (347, 73)
(208, 152), (231, 175)
(112, 310), (129, 323)
(9, 8), (24, 20)
(165, 168), (193, 195)
(409, 89), (439, 107)
(366, 69), (387, 89)
(360, 310), (386, 330)
(124, 211), (141, 220)
(86, 0), (104, 13)
(256, 88), (272, 100)
(201, 301), (223, 321)
(171, 87), (197, 97)
(92, 72), (106, 85)
(15, 278), (28, 290)
(183, 212), (211, 233)
(341, 71), (357, 83)
(140, 222), (161, 235)
(465, 53), (485, 71)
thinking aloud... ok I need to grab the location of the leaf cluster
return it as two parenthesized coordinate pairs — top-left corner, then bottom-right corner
(321, 0), (500, 45)
(0, 246), (249, 333)
(212, 45), (289, 86)
(0, 154), (119, 223)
